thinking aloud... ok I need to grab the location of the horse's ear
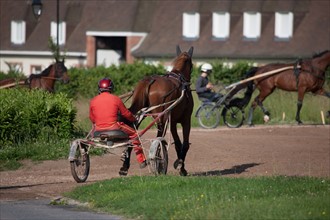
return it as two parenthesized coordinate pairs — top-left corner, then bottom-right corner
(176, 45), (182, 56)
(188, 47), (194, 57)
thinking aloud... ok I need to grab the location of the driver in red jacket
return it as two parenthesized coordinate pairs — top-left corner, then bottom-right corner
(89, 78), (147, 168)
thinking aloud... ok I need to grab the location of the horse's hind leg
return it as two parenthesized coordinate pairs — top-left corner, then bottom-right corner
(247, 90), (272, 126)
(247, 98), (270, 126)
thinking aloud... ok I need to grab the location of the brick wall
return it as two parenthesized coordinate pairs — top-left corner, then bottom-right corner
(126, 36), (143, 64)
(86, 36), (96, 67)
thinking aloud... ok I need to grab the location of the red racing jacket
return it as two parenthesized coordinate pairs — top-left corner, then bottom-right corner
(89, 92), (135, 131)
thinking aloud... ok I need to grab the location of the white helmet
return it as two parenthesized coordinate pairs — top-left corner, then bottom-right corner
(201, 63), (213, 73)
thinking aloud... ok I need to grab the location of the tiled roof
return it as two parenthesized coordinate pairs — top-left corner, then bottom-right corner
(131, 0), (330, 59)
(1, 0), (329, 60)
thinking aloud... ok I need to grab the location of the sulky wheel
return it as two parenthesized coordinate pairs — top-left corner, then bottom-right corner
(222, 105), (244, 128)
(149, 138), (168, 175)
(70, 143), (90, 183)
(197, 103), (220, 129)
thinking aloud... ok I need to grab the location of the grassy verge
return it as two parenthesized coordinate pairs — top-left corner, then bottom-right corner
(65, 175), (330, 220)
(0, 135), (71, 171)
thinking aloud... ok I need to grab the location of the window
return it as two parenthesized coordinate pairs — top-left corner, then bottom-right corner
(7, 62), (23, 73)
(183, 12), (200, 39)
(11, 21), (26, 44)
(243, 12), (261, 40)
(275, 12), (293, 40)
(212, 12), (230, 39)
(31, 65), (43, 74)
(50, 21), (66, 45)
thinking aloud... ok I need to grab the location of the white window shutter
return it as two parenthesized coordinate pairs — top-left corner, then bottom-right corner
(183, 12), (200, 39)
(275, 12), (293, 39)
(11, 21), (26, 44)
(212, 12), (230, 39)
(50, 21), (66, 45)
(243, 12), (261, 39)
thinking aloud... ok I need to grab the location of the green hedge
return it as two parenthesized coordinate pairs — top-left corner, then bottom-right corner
(56, 62), (167, 99)
(0, 88), (76, 147)
(55, 61), (252, 99)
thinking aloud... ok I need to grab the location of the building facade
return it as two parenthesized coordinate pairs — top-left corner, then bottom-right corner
(0, 0), (329, 76)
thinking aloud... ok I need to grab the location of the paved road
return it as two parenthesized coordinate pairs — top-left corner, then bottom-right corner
(0, 199), (122, 220)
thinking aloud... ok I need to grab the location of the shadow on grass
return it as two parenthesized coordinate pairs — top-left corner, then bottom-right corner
(191, 163), (261, 176)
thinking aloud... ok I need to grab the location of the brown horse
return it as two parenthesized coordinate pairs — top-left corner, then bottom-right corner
(233, 50), (330, 125)
(120, 46), (194, 176)
(0, 60), (69, 92)
(26, 59), (69, 92)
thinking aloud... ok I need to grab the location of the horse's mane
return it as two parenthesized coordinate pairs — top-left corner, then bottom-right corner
(174, 52), (189, 66)
(172, 52), (191, 73)
(30, 64), (53, 78)
(312, 50), (329, 58)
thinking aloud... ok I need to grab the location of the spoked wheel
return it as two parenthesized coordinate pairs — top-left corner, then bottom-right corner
(149, 138), (168, 175)
(222, 105), (245, 128)
(70, 143), (90, 183)
(197, 103), (220, 129)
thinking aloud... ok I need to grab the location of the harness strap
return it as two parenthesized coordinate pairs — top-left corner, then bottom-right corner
(295, 58), (326, 81)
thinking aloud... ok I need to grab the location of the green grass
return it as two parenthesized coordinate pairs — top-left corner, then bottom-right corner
(0, 134), (71, 171)
(65, 175), (330, 220)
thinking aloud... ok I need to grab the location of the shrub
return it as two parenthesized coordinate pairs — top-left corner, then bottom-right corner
(56, 62), (167, 99)
(0, 89), (76, 147)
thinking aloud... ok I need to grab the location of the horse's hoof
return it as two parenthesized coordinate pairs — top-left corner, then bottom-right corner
(173, 159), (183, 170)
(180, 168), (188, 176)
(119, 167), (128, 176)
(248, 123), (254, 127)
(297, 121), (303, 125)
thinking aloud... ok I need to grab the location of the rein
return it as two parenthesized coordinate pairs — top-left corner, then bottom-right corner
(39, 76), (62, 80)
(157, 72), (190, 101)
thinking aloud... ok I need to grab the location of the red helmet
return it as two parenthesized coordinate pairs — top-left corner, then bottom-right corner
(98, 78), (114, 93)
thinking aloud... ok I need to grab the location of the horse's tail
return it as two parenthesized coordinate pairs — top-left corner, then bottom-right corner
(226, 67), (258, 108)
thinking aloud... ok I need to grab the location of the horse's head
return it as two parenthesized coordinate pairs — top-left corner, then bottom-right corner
(171, 46), (194, 82)
(54, 59), (70, 83)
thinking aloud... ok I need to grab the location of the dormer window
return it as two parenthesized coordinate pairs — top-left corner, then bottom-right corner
(11, 20), (26, 44)
(50, 21), (66, 45)
(243, 12), (261, 40)
(275, 12), (293, 40)
(212, 12), (230, 39)
(183, 12), (200, 39)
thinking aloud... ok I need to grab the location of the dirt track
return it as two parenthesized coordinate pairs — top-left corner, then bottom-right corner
(0, 125), (329, 201)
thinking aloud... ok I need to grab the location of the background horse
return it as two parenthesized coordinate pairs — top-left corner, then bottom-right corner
(232, 50), (330, 125)
(121, 46), (194, 176)
(27, 59), (69, 92)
